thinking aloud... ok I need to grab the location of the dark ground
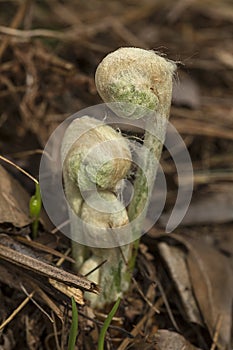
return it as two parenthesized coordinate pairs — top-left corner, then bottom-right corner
(0, 0), (233, 349)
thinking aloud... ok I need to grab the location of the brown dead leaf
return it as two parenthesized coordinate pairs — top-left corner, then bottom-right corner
(0, 234), (98, 295)
(186, 237), (233, 350)
(0, 164), (31, 227)
(155, 329), (202, 350)
(179, 185), (233, 226)
(158, 242), (202, 325)
(157, 234), (233, 350)
(160, 184), (233, 227)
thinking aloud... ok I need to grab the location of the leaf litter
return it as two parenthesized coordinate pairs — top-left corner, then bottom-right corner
(0, 0), (233, 348)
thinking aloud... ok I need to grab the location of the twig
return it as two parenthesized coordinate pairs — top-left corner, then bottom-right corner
(155, 276), (180, 332)
(117, 295), (165, 350)
(0, 291), (34, 330)
(0, 155), (38, 184)
(117, 307), (155, 350)
(0, 0), (31, 58)
(0, 26), (67, 40)
(56, 248), (73, 267)
(132, 277), (160, 314)
(16, 236), (75, 264)
(84, 260), (108, 277)
(20, 283), (54, 323)
(0, 242), (99, 293)
(51, 312), (62, 350)
(210, 314), (223, 350)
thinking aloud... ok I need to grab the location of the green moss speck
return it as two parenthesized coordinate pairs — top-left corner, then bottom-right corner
(109, 82), (158, 111)
(111, 260), (122, 293)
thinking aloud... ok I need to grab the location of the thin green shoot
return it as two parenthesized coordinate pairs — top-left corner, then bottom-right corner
(68, 297), (79, 350)
(98, 297), (121, 350)
(29, 182), (42, 238)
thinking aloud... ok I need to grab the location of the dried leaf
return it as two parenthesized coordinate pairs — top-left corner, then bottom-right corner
(158, 242), (202, 325)
(158, 234), (233, 350)
(0, 164), (31, 227)
(179, 186), (233, 226)
(0, 235), (99, 295)
(155, 329), (202, 350)
(186, 237), (233, 349)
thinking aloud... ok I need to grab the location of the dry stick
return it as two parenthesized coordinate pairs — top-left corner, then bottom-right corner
(0, 26), (66, 40)
(117, 296), (165, 350)
(210, 314), (223, 350)
(132, 277), (160, 314)
(0, 243), (99, 293)
(56, 248), (73, 266)
(20, 283), (54, 323)
(0, 0), (31, 58)
(0, 155), (38, 184)
(45, 325), (63, 350)
(154, 277), (180, 332)
(16, 236), (75, 264)
(172, 118), (233, 140)
(51, 219), (70, 234)
(51, 312), (62, 350)
(31, 282), (64, 322)
(0, 20), (109, 42)
(0, 291), (34, 330)
(0, 3), (158, 47)
(84, 259), (108, 278)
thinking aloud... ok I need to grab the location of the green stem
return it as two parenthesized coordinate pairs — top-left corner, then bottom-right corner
(29, 182), (42, 239)
(98, 297), (121, 350)
(68, 296), (79, 350)
(63, 48), (176, 309)
(127, 115), (168, 271)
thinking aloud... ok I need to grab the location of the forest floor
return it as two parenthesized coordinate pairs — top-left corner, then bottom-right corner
(0, 0), (232, 349)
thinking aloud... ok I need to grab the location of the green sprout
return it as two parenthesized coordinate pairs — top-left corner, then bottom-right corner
(68, 297), (79, 350)
(62, 48), (176, 308)
(29, 182), (42, 238)
(98, 297), (121, 350)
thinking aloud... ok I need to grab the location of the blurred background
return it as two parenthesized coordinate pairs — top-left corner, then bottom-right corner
(1, 0), (233, 230)
(1, 0), (232, 196)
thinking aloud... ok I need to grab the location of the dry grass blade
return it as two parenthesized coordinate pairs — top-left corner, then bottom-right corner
(117, 308), (155, 350)
(49, 279), (84, 306)
(0, 0), (31, 58)
(0, 242), (99, 294)
(0, 26), (67, 40)
(117, 296), (165, 350)
(172, 118), (233, 140)
(20, 283), (54, 323)
(0, 291), (34, 331)
(16, 236), (76, 264)
(31, 282), (64, 322)
(210, 314), (223, 350)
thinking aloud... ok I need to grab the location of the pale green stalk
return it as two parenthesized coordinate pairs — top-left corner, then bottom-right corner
(95, 48), (176, 278)
(63, 47), (176, 308)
